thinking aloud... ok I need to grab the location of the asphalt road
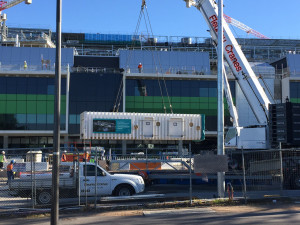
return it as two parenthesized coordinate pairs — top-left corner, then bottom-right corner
(1, 206), (300, 225)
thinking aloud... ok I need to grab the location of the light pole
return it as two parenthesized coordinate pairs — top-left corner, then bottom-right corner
(217, 0), (225, 198)
(51, 0), (62, 224)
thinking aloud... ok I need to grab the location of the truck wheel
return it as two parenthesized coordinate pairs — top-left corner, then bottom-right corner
(37, 190), (52, 205)
(115, 184), (134, 196)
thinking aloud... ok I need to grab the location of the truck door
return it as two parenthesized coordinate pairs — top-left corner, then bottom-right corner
(80, 164), (111, 196)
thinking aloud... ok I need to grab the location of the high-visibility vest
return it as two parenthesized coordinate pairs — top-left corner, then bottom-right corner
(0, 155), (4, 163)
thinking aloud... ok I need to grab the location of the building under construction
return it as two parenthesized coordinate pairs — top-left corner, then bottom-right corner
(0, 0), (300, 153)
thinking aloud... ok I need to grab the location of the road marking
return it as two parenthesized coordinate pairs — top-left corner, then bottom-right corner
(143, 208), (215, 216)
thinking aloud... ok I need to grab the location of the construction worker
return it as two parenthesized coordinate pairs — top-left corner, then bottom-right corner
(82, 151), (89, 162)
(24, 60), (27, 70)
(7, 160), (15, 184)
(61, 151), (67, 162)
(138, 63), (143, 73)
(0, 151), (6, 169)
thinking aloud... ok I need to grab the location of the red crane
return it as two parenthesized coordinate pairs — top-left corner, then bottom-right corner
(0, 0), (31, 11)
(224, 14), (269, 39)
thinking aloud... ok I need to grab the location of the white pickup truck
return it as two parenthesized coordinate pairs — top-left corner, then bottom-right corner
(9, 162), (145, 204)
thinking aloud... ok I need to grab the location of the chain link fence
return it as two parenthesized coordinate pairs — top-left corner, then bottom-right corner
(1, 147), (300, 215)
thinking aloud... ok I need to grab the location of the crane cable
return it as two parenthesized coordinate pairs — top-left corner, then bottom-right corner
(142, 1), (173, 114)
(113, 2), (145, 112)
(114, 0), (173, 114)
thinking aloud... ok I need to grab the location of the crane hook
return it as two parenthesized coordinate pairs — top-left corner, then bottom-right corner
(141, 0), (146, 9)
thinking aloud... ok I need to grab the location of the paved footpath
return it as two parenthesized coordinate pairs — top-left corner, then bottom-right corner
(1, 203), (300, 225)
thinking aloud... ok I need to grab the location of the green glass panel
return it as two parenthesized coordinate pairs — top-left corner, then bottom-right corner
(37, 95), (47, 101)
(6, 94), (16, 101)
(209, 103), (217, 109)
(209, 97), (217, 103)
(190, 103), (199, 109)
(190, 97), (199, 103)
(144, 103), (153, 108)
(126, 96), (135, 101)
(6, 101), (17, 114)
(17, 101), (26, 114)
(0, 101), (6, 113)
(153, 103), (162, 109)
(172, 103), (181, 109)
(125, 107), (134, 112)
(172, 97), (181, 103)
(135, 96), (144, 102)
(144, 96), (154, 102)
(47, 95), (54, 101)
(61, 101), (66, 114)
(181, 103), (190, 109)
(135, 102), (143, 108)
(47, 101), (54, 114)
(37, 101), (47, 114)
(61, 95), (66, 101)
(199, 97), (208, 103)
(154, 97), (162, 103)
(27, 101), (36, 114)
(125, 102), (135, 108)
(0, 94), (6, 100)
(199, 102), (209, 109)
(27, 94), (37, 100)
(17, 94), (26, 101)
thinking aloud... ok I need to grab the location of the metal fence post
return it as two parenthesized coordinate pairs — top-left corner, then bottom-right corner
(85, 147), (87, 206)
(95, 146), (98, 209)
(241, 147), (247, 204)
(33, 158), (36, 207)
(279, 144), (284, 195)
(189, 142), (192, 206)
(30, 152), (34, 208)
(77, 149), (80, 206)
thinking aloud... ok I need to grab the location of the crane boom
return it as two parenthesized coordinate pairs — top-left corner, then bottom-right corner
(223, 14), (269, 39)
(0, 0), (31, 11)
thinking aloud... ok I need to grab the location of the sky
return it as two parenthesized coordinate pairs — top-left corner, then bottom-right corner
(2, 0), (300, 39)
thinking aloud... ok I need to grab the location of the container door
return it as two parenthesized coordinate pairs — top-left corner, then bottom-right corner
(169, 118), (184, 138)
(143, 117), (154, 137)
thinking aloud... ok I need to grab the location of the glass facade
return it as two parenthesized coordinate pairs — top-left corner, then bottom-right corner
(68, 73), (123, 134)
(0, 76), (67, 130)
(290, 82), (300, 103)
(126, 79), (235, 131)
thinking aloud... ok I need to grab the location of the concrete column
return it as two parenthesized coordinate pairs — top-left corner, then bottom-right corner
(3, 136), (8, 149)
(178, 140), (183, 157)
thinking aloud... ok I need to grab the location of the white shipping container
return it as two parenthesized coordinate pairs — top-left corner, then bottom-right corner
(80, 112), (205, 141)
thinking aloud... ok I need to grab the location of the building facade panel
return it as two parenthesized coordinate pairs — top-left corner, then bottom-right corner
(0, 76), (67, 131)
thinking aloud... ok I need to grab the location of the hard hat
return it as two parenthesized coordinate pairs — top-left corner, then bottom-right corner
(1, 151), (4, 154)
(139, 63), (142, 65)
(11, 160), (15, 164)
